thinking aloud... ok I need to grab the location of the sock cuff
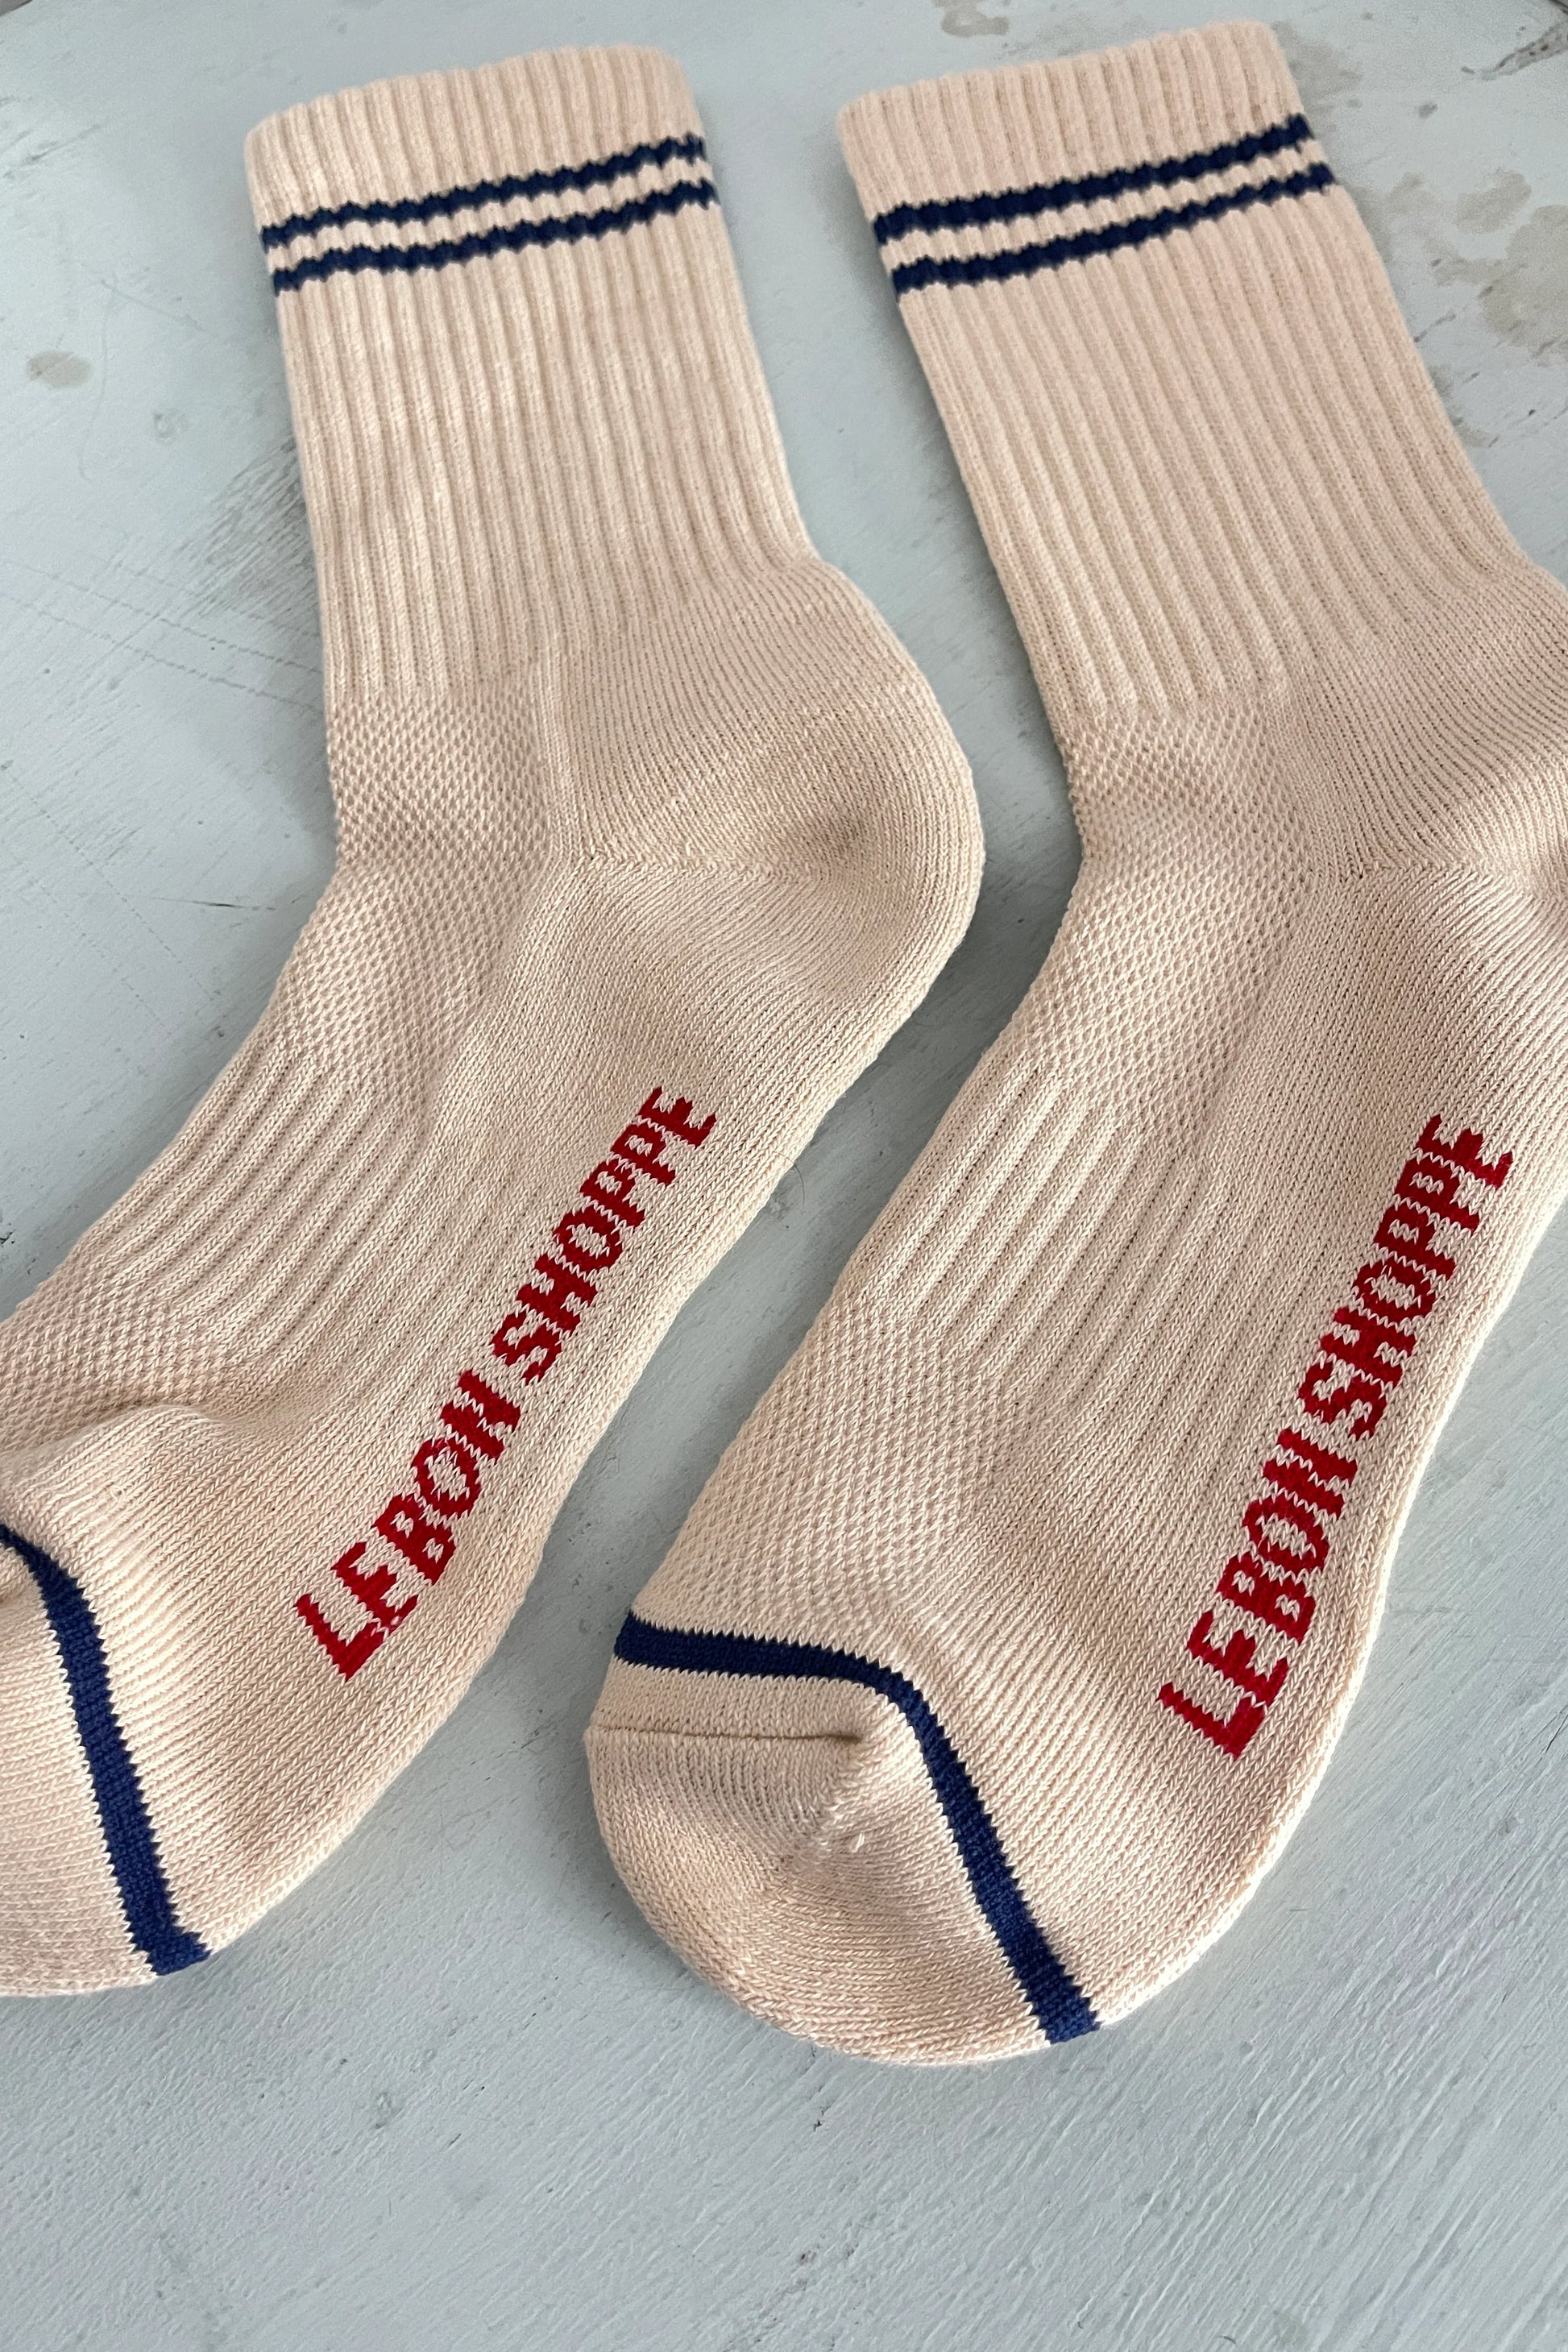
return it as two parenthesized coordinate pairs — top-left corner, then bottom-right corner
(837, 22), (1300, 237)
(838, 24), (1522, 719)
(246, 48), (704, 259)
(246, 50), (807, 702)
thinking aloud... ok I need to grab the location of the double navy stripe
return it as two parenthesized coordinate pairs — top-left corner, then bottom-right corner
(270, 180), (716, 293)
(613, 1610), (1097, 2042)
(873, 110), (1332, 298)
(2, 1520), (205, 1977)
(889, 165), (1332, 297)
(872, 111), (1314, 245)
(263, 132), (717, 297)
(260, 131), (707, 250)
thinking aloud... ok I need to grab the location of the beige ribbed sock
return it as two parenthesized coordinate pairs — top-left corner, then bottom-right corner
(588, 21), (1568, 2062)
(0, 46), (980, 1993)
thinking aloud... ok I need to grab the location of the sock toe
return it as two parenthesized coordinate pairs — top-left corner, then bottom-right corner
(588, 1634), (1061, 2064)
(0, 1534), (152, 1993)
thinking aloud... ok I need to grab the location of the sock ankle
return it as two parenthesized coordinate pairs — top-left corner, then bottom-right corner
(0, 46), (980, 1992)
(587, 21), (1568, 2061)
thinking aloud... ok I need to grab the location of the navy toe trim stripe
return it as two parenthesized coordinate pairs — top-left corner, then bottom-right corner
(613, 1610), (1097, 2043)
(268, 175), (718, 294)
(886, 163), (1334, 297)
(870, 111), (1314, 245)
(259, 131), (707, 250)
(2, 1521), (206, 1977)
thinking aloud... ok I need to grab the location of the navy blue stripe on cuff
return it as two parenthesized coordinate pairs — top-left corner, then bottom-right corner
(268, 173), (717, 292)
(870, 111), (1313, 245)
(887, 162), (1334, 297)
(2, 1521), (206, 1977)
(259, 131), (708, 249)
(613, 1610), (1097, 2043)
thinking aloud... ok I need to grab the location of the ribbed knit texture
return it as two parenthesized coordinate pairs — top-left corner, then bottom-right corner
(0, 47), (981, 1993)
(587, 23), (1568, 2062)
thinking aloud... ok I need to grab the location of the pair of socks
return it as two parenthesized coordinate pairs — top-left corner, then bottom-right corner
(2, 26), (1563, 2065)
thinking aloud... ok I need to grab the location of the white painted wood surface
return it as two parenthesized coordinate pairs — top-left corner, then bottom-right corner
(2, 2), (1566, 2343)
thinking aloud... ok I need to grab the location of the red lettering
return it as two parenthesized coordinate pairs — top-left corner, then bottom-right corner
(581, 1159), (645, 1227)
(333, 1540), (417, 1628)
(611, 1122), (678, 1185)
(554, 1206), (623, 1274)
(1274, 1427), (1357, 1487)
(1217, 1553), (1317, 1641)
(1354, 1255), (1437, 1325)
(1187, 1608), (1289, 1704)
(375, 1495), (455, 1582)
(637, 1088), (716, 1148)
(1417, 1114), (1512, 1189)
(491, 1313), (562, 1379)
(516, 1252), (598, 1333)
(1158, 1115), (1512, 1753)
(297, 1084), (711, 1680)
(441, 1370), (521, 1460)
(1242, 1495), (1329, 1574)
(1158, 1678), (1268, 1757)
(1395, 1153), (1479, 1233)
(1321, 1305), (1413, 1386)
(1263, 1429), (1355, 1522)
(296, 1541), (415, 1678)
(413, 1435), (482, 1520)
(297, 1593), (384, 1679)
(1299, 1355), (1388, 1439)
(1373, 1201), (1456, 1281)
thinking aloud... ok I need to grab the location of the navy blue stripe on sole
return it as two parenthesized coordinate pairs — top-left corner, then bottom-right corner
(613, 1611), (1097, 2043)
(259, 131), (707, 251)
(1, 1521), (206, 1977)
(888, 162), (1334, 297)
(268, 175), (718, 293)
(871, 111), (1313, 246)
